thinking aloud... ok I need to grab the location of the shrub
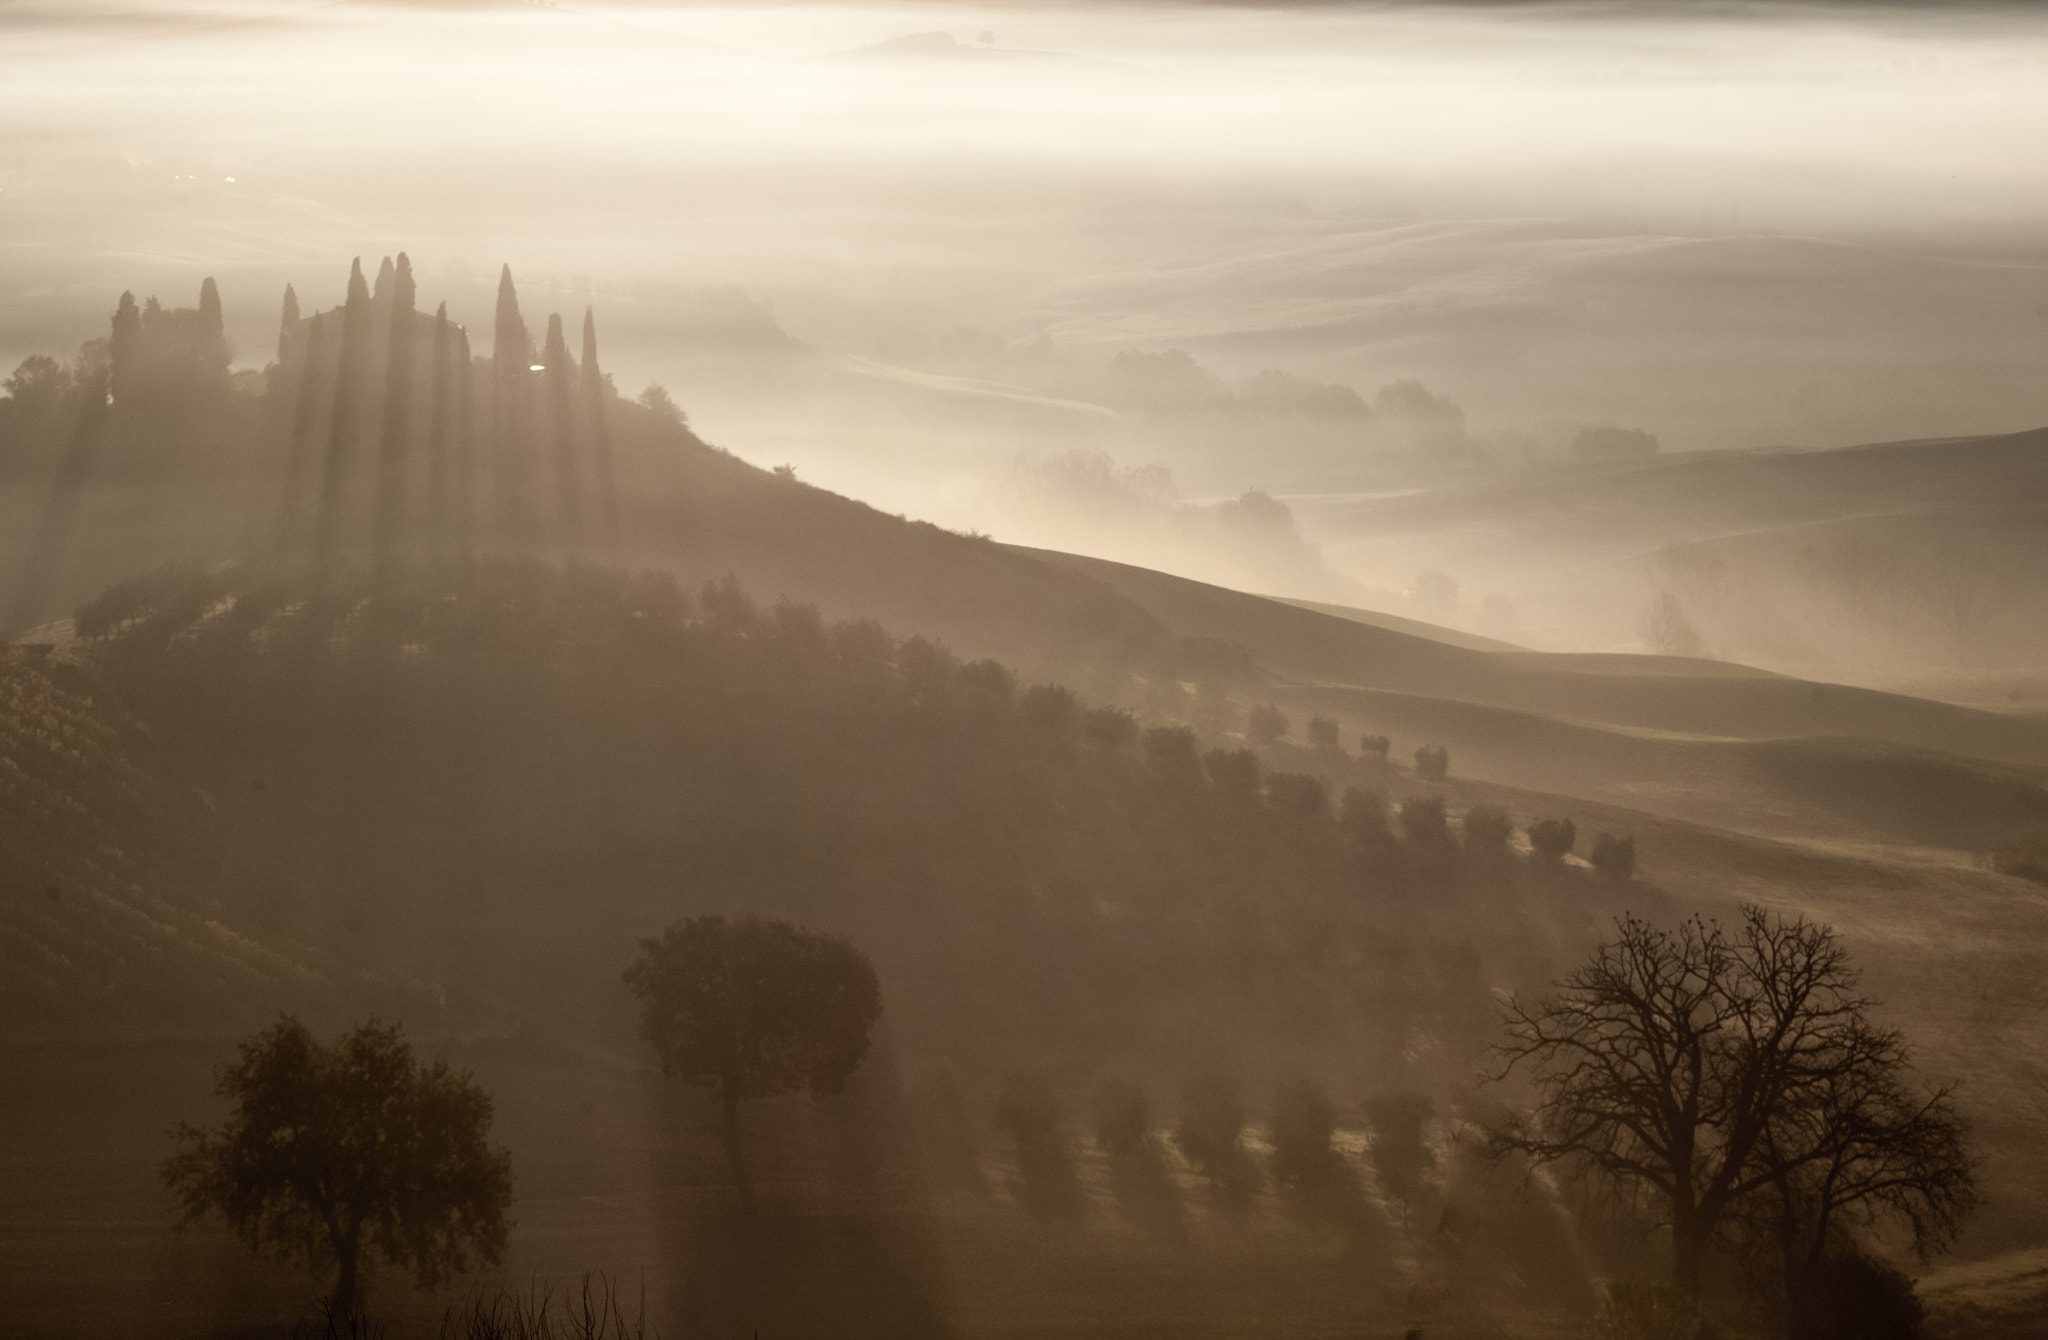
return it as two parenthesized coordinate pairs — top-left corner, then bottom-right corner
(1144, 725), (1202, 779)
(1204, 747), (1261, 794)
(1528, 817), (1577, 860)
(1591, 1282), (1701, 1340)
(1080, 705), (1137, 751)
(1797, 1251), (1925, 1340)
(1018, 683), (1079, 742)
(1413, 744), (1449, 782)
(1590, 832), (1636, 881)
(1462, 805), (1512, 852)
(440, 1272), (655, 1340)
(1247, 703), (1289, 746)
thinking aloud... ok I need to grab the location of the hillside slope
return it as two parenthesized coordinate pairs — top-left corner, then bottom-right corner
(1023, 547), (2048, 768)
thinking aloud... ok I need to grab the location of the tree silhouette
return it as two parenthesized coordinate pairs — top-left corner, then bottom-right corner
(1358, 733), (1391, 762)
(1462, 804), (1512, 852)
(374, 253), (417, 562)
(1490, 906), (1974, 1301)
(1527, 817), (1576, 862)
(1248, 703), (1289, 746)
(1413, 743), (1449, 782)
(1306, 715), (1342, 754)
(163, 1016), (511, 1315)
(1589, 832), (1636, 881)
(623, 914), (882, 1213)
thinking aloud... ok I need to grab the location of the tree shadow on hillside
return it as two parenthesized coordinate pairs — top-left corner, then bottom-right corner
(648, 1029), (959, 1340)
(666, 1208), (953, 1340)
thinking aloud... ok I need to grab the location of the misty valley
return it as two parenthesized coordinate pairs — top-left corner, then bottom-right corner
(6, 4), (2048, 1340)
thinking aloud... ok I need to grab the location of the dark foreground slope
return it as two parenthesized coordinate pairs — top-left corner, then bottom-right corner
(6, 560), (2048, 1337)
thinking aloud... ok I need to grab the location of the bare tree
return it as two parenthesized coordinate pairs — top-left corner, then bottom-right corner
(1489, 906), (1973, 1302)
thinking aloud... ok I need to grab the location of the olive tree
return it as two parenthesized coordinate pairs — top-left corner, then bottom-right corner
(163, 1016), (511, 1314)
(624, 914), (882, 1213)
(1489, 906), (1973, 1304)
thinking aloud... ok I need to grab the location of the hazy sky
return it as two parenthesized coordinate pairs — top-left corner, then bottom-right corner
(7, 0), (2048, 628)
(8, 1), (2048, 361)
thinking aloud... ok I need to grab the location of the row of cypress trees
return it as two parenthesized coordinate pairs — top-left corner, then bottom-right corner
(272, 256), (621, 575)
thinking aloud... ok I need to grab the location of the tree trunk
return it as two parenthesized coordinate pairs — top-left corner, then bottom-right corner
(331, 1230), (362, 1317)
(1671, 1215), (1705, 1302)
(720, 1080), (754, 1215)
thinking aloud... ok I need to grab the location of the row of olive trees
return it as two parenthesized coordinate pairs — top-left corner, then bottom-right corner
(981, 1071), (1433, 1241)
(166, 903), (1966, 1336)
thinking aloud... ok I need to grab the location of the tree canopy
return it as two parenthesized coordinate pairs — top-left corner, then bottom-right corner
(1490, 906), (1973, 1308)
(163, 1016), (511, 1312)
(624, 914), (882, 1211)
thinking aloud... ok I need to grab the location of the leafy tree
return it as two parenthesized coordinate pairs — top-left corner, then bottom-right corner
(1527, 817), (1577, 861)
(1462, 804), (1512, 852)
(1080, 704), (1137, 751)
(1306, 715), (1342, 753)
(163, 1016), (511, 1314)
(1490, 906), (1975, 1301)
(1359, 733), (1391, 761)
(1204, 746), (1261, 795)
(1247, 703), (1289, 746)
(623, 914), (882, 1213)
(1173, 1075), (1262, 1216)
(1144, 724), (1202, 780)
(1269, 1078), (1370, 1235)
(1018, 682), (1079, 741)
(1398, 794), (1448, 846)
(1590, 832), (1637, 881)
(1413, 744), (1450, 782)
(637, 383), (683, 425)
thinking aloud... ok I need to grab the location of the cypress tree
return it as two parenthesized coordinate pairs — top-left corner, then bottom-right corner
(425, 301), (452, 553)
(109, 292), (140, 405)
(490, 264), (534, 546)
(277, 284), (301, 365)
(198, 276), (228, 371)
(453, 322), (475, 557)
(541, 312), (581, 546)
(316, 257), (374, 567)
(374, 252), (418, 562)
(580, 308), (621, 551)
(277, 312), (337, 554)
